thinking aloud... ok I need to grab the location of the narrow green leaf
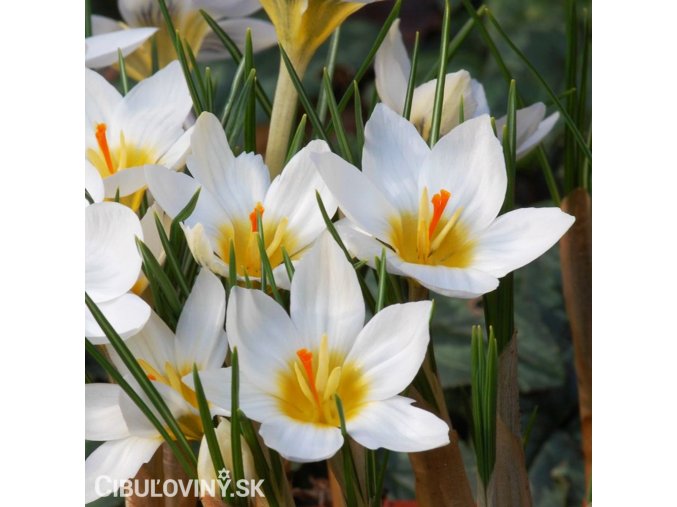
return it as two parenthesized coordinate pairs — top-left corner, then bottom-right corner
(230, 349), (246, 505)
(243, 29), (257, 153)
(256, 210), (267, 292)
(256, 228), (284, 305)
(375, 248), (388, 313)
(225, 68), (257, 142)
(317, 28), (341, 123)
(136, 238), (182, 317)
(200, 9), (273, 117)
(117, 49), (129, 95)
(151, 35), (159, 74)
(169, 188), (201, 249)
(334, 0), (402, 114)
(483, 328), (498, 481)
(322, 68), (353, 164)
(85, 295), (197, 473)
(192, 365), (227, 497)
(353, 82), (365, 158)
(154, 213), (190, 298)
(535, 147), (562, 206)
(335, 395), (358, 506)
(281, 246), (295, 282)
(184, 40), (207, 106)
(205, 66), (214, 113)
(221, 58), (246, 126)
(85, 0), (92, 37)
(176, 34), (205, 114)
(285, 114), (308, 164)
(403, 31), (420, 121)
(429, 0), (452, 146)
(85, 339), (196, 477)
(522, 405), (539, 448)
(279, 47), (330, 143)
(228, 240), (237, 290)
(374, 450), (390, 506)
(238, 411), (281, 502)
(422, 12), (478, 81)
(501, 80), (517, 214)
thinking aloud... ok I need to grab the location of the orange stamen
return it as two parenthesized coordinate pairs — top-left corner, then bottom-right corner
(296, 348), (321, 406)
(429, 189), (451, 239)
(95, 123), (115, 175)
(249, 203), (265, 232)
(147, 374), (157, 381)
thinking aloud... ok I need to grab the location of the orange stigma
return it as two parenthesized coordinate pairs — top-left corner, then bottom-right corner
(95, 123), (115, 175)
(296, 348), (321, 405)
(429, 189), (451, 238)
(249, 203), (265, 232)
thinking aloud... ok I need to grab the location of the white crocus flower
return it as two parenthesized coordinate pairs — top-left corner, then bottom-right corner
(86, 269), (230, 503)
(204, 233), (450, 462)
(146, 111), (337, 289)
(85, 27), (157, 69)
(314, 104), (575, 299)
(91, 0), (277, 80)
(374, 20), (558, 158)
(86, 60), (193, 210)
(85, 201), (150, 343)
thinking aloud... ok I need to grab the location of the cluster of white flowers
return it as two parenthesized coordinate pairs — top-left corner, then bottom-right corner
(85, 1), (574, 503)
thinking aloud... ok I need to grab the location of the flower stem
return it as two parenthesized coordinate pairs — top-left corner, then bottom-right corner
(266, 55), (308, 177)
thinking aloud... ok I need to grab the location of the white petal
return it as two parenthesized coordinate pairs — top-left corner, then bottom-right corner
(103, 165), (149, 198)
(175, 269), (228, 370)
(118, 0), (170, 27)
(347, 396), (449, 452)
(290, 233), (364, 354)
(139, 203), (168, 263)
(85, 68), (122, 146)
(85, 384), (129, 441)
(345, 301), (431, 400)
(157, 124), (194, 170)
(199, 18), (278, 62)
(85, 437), (162, 504)
(197, 418), (256, 487)
(264, 140), (337, 251)
(196, 0), (263, 19)
(226, 287), (303, 393)
(145, 165), (227, 239)
(86, 160), (105, 204)
(333, 219), (395, 270)
(85, 202), (143, 301)
(183, 367), (232, 417)
(421, 114), (506, 235)
(374, 19), (409, 114)
(362, 104), (429, 213)
(188, 112), (268, 219)
(471, 207), (574, 278)
(392, 261), (499, 298)
(115, 61), (191, 157)
(182, 223), (231, 277)
(469, 79), (490, 117)
(109, 311), (177, 373)
(86, 293), (152, 344)
(259, 416), (343, 463)
(91, 14), (123, 35)
(85, 27), (157, 68)
(314, 150), (401, 244)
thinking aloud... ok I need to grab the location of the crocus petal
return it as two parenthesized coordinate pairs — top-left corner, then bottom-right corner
(259, 416), (343, 463)
(157, 125), (194, 170)
(471, 207), (575, 278)
(108, 311), (176, 373)
(183, 367), (232, 417)
(118, 0), (176, 28)
(333, 220), (400, 270)
(374, 19), (409, 114)
(139, 203), (168, 263)
(86, 160), (105, 204)
(175, 269), (228, 370)
(291, 233), (365, 354)
(197, 0), (264, 19)
(85, 293), (152, 344)
(314, 151), (401, 244)
(514, 111), (559, 158)
(264, 140), (337, 251)
(347, 396), (449, 452)
(85, 68), (122, 147)
(188, 112), (269, 219)
(85, 437), (162, 504)
(103, 165), (150, 198)
(199, 18), (278, 62)
(85, 384), (129, 441)
(182, 223), (231, 277)
(145, 165), (227, 238)
(392, 261), (499, 298)
(227, 287), (304, 393)
(85, 27), (158, 68)
(362, 104), (429, 213)
(345, 301), (431, 400)
(114, 61), (191, 157)
(421, 114), (507, 235)
(91, 14), (123, 35)
(85, 202), (143, 301)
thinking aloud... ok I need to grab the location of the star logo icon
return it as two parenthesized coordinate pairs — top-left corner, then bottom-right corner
(217, 468), (230, 482)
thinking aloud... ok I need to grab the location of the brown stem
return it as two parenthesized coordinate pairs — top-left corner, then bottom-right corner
(407, 280), (475, 507)
(560, 188), (592, 499)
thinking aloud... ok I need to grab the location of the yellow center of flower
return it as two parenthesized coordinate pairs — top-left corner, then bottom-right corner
(87, 122), (155, 210)
(277, 335), (367, 427)
(217, 203), (298, 279)
(138, 359), (203, 440)
(390, 187), (475, 267)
